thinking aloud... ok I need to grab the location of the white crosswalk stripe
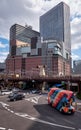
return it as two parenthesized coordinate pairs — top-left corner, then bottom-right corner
(25, 96), (42, 104)
(0, 127), (14, 130)
(0, 127), (5, 130)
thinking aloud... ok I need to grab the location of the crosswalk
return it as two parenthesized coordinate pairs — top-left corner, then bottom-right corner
(25, 96), (42, 104)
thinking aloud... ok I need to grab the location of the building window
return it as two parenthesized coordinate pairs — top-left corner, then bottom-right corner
(22, 58), (26, 71)
(11, 45), (16, 56)
(66, 53), (69, 59)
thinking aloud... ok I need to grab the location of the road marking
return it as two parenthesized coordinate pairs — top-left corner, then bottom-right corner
(14, 112), (75, 130)
(0, 102), (9, 107)
(0, 127), (5, 130)
(0, 102), (77, 130)
(25, 95), (42, 104)
(0, 127), (14, 130)
(8, 129), (14, 130)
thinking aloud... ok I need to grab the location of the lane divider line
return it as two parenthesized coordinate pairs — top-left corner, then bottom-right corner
(0, 101), (77, 130)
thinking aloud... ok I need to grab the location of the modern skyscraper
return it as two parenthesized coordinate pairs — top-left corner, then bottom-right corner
(6, 24), (42, 75)
(40, 2), (71, 58)
(10, 24), (40, 56)
(6, 2), (71, 76)
(40, 2), (71, 75)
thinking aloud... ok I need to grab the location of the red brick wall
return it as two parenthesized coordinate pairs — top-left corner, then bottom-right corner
(6, 56), (22, 75)
(52, 56), (71, 76)
(14, 57), (22, 72)
(6, 58), (14, 74)
(52, 57), (58, 75)
(6, 55), (70, 76)
(25, 56), (42, 70)
(65, 61), (71, 75)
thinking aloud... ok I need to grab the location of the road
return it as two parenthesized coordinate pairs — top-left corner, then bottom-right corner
(0, 92), (81, 130)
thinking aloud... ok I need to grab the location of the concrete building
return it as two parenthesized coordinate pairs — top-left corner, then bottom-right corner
(40, 2), (71, 55)
(6, 24), (42, 76)
(40, 2), (71, 75)
(42, 40), (70, 75)
(9, 24), (40, 56)
(6, 2), (71, 77)
(73, 60), (81, 75)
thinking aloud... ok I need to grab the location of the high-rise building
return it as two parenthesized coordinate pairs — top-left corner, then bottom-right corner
(73, 60), (81, 75)
(6, 24), (42, 75)
(40, 2), (71, 75)
(40, 2), (71, 58)
(6, 2), (71, 76)
(10, 24), (40, 56)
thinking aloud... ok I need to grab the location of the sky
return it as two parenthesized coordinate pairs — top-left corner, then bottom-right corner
(0, 0), (81, 63)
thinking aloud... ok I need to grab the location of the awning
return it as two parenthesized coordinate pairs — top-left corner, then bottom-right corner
(54, 84), (62, 87)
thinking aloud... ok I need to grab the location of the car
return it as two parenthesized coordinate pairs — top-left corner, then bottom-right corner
(8, 93), (25, 101)
(1, 89), (12, 95)
(12, 87), (21, 93)
(31, 89), (41, 94)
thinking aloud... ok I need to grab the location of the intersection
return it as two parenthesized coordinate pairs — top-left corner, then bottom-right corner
(0, 93), (81, 130)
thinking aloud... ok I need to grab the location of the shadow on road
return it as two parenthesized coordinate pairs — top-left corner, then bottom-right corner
(26, 103), (75, 130)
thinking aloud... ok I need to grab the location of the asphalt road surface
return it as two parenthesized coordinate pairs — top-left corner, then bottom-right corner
(0, 92), (81, 130)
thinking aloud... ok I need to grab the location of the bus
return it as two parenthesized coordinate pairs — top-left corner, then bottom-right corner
(48, 87), (75, 114)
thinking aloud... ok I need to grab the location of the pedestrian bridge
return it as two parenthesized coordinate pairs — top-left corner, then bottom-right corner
(0, 73), (81, 93)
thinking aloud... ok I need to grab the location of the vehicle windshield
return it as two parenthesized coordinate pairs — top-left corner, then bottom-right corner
(63, 102), (70, 107)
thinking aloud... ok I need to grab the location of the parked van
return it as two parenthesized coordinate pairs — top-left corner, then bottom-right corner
(48, 87), (75, 114)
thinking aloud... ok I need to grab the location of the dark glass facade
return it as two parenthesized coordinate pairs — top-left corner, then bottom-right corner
(10, 24), (40, 43)
(10, 24), (40, 56)
(40, 2), (71, 54)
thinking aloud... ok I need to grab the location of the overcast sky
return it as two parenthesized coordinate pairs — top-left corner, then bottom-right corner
(0, 0), (81, 62)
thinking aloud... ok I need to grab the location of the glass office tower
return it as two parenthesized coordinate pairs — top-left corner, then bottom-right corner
(10, 24), (40, 56)
(40, 2), (71, 75)
(40, 2), (71, 56)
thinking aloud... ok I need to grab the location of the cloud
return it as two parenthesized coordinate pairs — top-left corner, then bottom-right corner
(0, 0), (80, 37)
(0, 0), (81, 62)
(71, 17), (81, 50)
(0, 41), (8, 48)
(0, 39), (9, 62)
(0, 51), (9, 56)
(0, 51), (9, 63)
(69, 0), (81, 17)
(0, 56), (8, 63)
(0, 0), (71, 38)
(0, 0), (45, 39)
(71, 53), (80, 60)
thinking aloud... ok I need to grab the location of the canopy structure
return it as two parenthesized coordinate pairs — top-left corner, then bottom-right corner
(54, 84), (63, 87)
